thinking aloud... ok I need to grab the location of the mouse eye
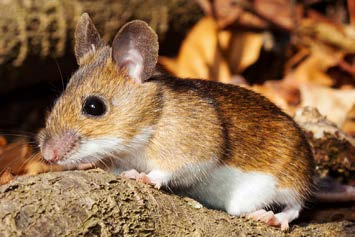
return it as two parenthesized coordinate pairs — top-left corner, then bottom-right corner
(82, 96), (107, 117)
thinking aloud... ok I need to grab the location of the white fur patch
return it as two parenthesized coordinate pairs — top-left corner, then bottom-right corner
(112, 126), (155, 173)
(58, 137), (123, 166)
(186, 166), (302, 215)
(147, 169), (172, 187)
(61, 126), (154, 169)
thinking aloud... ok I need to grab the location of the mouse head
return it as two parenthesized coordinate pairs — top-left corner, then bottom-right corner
(38, 13), (160, 166)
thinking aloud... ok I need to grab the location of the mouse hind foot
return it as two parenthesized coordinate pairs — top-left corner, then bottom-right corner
(246, 204), (301, 231)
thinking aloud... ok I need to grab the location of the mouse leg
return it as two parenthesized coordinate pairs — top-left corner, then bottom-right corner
(120, 169), (140, 179)
(120, 169), (151, 185)
(120, 169), (171, 189)
(247, 204), (301, 231)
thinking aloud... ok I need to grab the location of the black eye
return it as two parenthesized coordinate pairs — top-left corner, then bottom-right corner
(82, 96), (107, 117)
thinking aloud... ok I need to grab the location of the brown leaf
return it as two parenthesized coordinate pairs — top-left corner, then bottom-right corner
(0, 136), (7, 147)
(342, 104), (355, 136)
(253, 0), (297, 30)
(349, 0), (355, 26)
(0, 140), (33, 175)
(159, 17), (231, 82)
(0, 170), (14, 185)
(285, 45), (344, 87)
(23, 159), (64, 175)
(250, 80), (300, 114)
(0, 139), (65, 180)
(300, 85), (355, 127)
(159, 17), (263, 83)
(297, 16), (355, 53)
(197, 0), (298, 31)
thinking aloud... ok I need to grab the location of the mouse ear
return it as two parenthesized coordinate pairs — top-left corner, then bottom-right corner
(112, 20), (158, 83)
(74, 13), (105, 65)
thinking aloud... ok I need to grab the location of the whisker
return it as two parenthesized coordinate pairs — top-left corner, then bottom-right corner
(0, 129), (36, 135)
(54, 59), (65, 91)
(0, 133), (35, 139)
(15, 152), (40, 173)
(0, 141), (38, 175)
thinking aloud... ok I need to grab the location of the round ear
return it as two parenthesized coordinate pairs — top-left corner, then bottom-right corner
(112, 20), (159, 83)
(74, 13), (105, 65)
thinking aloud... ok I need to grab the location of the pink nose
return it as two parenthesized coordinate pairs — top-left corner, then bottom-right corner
(42, 143), (60, 163)
(49, 148), (58, 162)
(40, 131), (79, 163)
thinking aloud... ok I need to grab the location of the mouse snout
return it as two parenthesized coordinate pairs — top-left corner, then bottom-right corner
(40, 131), (80, 163)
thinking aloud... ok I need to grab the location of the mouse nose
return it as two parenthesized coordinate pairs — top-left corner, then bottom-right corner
(41, 141), (60, 163)
(40, 131), (79, 163)
(51, 149), (58, 162)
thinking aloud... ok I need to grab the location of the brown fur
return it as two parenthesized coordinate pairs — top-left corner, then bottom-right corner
(42, 45), (313, 197)
(40, 14), (314, 208)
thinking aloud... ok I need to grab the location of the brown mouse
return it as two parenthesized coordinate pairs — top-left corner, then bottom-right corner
(38, 13), (314, 230)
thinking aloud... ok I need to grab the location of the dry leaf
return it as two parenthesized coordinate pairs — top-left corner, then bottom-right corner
(197, 0), (267, 29)
(300, 85), (355, 127)
(0, 139), (33, 175)
(159, 17), (232, 82)
(298, 17), (355, 53)
(285, 44), (345, 87)
(24, 159), (64, 175)
(342, 104), (355, 136)
(0, 136), (7, 147)
(0, 137), (67, 185)
(0, 170), (14, 185)
(250, 80), (300, 114)
(197, 0), (298, 30)
(159, 17), (263, 83)
(253, 0), (296, 30)
(349, 0), (355, 26)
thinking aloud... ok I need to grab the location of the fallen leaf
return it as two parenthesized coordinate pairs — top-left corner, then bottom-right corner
(0, 136), (7, 147)
(159, 17), (263, 83)
(349, 0), (355, 26)
(285, 44), (344, 87)
(300, 85), (355, 127)
(0, 139), (33, 175)
(249, 80), (300, 114)
(342, 104), (355, 136)
(0, 170), (14, 185)
(197, 0), (299, 30)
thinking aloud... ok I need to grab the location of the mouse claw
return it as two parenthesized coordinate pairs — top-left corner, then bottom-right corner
(247, 209), (292, 231)
(136, 172), (151, 184)
(137, 173), (162, 189)
(120, 169), (166, 189)
(120, 169), (140, 180)
(120, 169), (160, 188)
(77, 162), (96, 170)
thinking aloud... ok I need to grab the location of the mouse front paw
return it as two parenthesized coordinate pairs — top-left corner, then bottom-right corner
(120, 169), (171, 189)
(120, 169), (162, 189)
(120, 169), (140, 179)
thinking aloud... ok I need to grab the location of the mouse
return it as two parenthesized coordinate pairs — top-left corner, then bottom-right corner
(37, 13), (314, 231)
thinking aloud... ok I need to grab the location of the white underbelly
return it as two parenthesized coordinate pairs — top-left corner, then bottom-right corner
(183, 166), (299, 215)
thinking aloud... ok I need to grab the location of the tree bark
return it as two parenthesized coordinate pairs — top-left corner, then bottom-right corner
(0, 0), (202, 94)
(0, 169), (353, 236)
(0, 0), (201, 66)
